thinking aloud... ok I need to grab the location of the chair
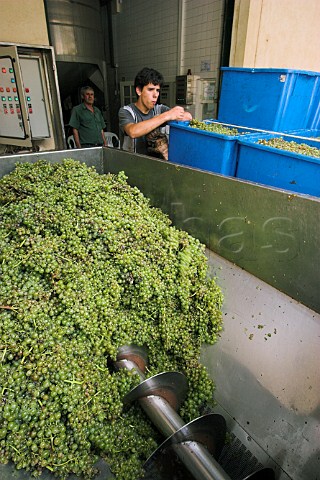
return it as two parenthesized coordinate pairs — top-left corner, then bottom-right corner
(67, 132), (120, 149)
(67, 135), (76, 149)
(104, 132), (120, 148)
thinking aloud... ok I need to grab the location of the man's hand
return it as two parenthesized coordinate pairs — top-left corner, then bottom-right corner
(168, 106), (189, 121)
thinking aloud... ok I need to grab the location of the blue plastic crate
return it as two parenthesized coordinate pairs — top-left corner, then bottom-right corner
(283, 129), (320, 141)
(168, 120), (260, 176)
(218, 68), (320, 132)
(236, 133), (320, 197)
(307, 77), (320, 129)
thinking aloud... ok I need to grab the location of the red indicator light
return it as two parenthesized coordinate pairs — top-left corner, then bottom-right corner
(25, 88), (30, 93)
(2, 68), (6, 73)
(6, 87), (10, 92)
(16, 108), (21, 113)
(4, 109), (8, 114)
(29, 108), (33, 114)
(13, 88), (17, 92)
(0, 87), (4, 92)
(10, 109), (14, 114)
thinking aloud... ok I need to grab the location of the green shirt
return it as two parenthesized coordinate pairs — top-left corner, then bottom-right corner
(69, 103), (106, 146)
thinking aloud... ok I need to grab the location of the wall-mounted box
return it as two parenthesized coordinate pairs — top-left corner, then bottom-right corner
(175, 75), (199, 105)
(0, 43), (65, 150)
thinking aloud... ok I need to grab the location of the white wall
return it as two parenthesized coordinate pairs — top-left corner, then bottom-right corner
(113, 0), (224, 84)
(230, 0), (320, 71)
(113, 0), (180, 82)
(181, 0), (224, 80)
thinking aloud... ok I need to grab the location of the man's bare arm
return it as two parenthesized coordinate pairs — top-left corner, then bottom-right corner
(101, 130), (107, 146)
(72, 128), (81, 148)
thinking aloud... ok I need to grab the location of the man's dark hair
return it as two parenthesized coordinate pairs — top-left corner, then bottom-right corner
(134, 67), (164, 91)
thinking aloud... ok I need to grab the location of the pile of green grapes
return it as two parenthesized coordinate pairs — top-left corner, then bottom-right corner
(258, 137), (320, 158)
(189, 119), (239, 135)
(0, 159), (223, 480)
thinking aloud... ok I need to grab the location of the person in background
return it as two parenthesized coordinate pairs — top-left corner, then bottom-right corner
(118, 67), (192, 160)
(69, 86), (107, 148)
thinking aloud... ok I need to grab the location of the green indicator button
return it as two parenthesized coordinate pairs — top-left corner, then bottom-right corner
(9, 68), (13, 73)
(26, 96), (31, 101)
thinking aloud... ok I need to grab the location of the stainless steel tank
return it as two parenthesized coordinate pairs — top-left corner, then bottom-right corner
(0, 147), (319, 480)
(45, 0), (104, 63)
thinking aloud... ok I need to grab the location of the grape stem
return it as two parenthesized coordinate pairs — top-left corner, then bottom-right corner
(1, 347), (7, 362)
(85, 391), (100, 405)
(48, 458), (76, 468)
(0, 305), (18, 310)
(63, 379), (83, 385)
(8, 444), (21, 454)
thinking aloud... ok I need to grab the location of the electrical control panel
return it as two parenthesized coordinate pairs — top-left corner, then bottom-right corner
(19, 56), (50, 139)
(176, 75), (200, 105)
(175, 75), (216, 120)
(159, 82), (176, 107)
(0, 56), (26, 139)
(0, 44), (58, 149)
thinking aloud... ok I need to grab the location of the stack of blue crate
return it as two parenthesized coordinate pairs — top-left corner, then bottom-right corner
(217, 67), (320, 196)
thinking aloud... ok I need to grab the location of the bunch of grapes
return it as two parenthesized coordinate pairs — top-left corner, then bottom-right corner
(0, 159), (223, 480)
(258, 137), (320, 158)
(189, 119), (239, 136)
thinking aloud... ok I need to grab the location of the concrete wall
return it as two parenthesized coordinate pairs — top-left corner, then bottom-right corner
(230, 0), (320, 71)
(1, 0), (49, 46)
